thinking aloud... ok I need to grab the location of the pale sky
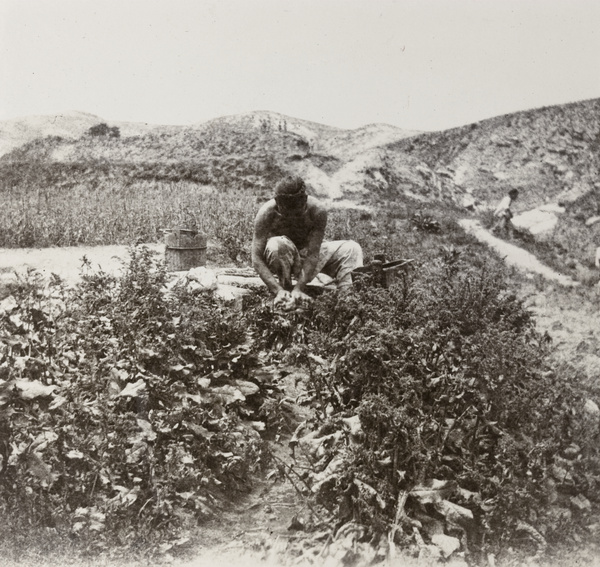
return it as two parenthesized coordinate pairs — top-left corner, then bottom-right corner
(1, 0), (599, 131)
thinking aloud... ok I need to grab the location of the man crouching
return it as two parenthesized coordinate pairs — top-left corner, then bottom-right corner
(252, 176), (363, 311)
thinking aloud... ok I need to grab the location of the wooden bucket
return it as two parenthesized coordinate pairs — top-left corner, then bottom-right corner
(164, 229), (207, 271)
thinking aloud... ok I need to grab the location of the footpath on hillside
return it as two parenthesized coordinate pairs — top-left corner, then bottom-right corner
(460, 218), (600, 385)
(458, 219), (579, 287)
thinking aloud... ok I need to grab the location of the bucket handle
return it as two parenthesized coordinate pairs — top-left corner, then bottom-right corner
(161, 228), (199, 237)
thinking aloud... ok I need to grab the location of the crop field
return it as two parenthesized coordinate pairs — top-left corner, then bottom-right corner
(3, 162), (600, 300)
(0, 177), (257, 249)
(0, 169), (472, 265)
(0, 172), (599, 566)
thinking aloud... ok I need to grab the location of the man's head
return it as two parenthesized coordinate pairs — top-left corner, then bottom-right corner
(508, 188), (519, 199)
(274, 176), (308, 215)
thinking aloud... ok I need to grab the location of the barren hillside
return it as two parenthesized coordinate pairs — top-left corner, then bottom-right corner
(0, 110), (434, 204)
(386, 98), (600, 277)
(1, 102), (599, 274)
(389, 97), (600, 212)
(0, 111), (162, 157)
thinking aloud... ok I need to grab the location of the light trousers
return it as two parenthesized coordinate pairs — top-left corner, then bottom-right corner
(263, 236), (363, 290)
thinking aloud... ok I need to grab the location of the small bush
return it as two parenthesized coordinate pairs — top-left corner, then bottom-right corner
(88, 123), (120, 138)
(274, 250), (599, 559)
(410, 210), (441, 233)
(0, 248), (282, 554)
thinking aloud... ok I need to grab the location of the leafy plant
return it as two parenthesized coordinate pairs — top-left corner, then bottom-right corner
(282, 250), (599, 561)
(410, 210), (441, 233)
(0, 248), (284, 555)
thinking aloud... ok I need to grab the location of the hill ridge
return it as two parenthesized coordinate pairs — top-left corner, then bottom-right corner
(1, 98), (599, 277)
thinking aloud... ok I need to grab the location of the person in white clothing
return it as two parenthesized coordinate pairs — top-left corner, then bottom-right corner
(492, 188), (519, 237)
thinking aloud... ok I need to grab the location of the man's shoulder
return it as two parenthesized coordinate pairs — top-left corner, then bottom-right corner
(256, 199), (277, 218)
(307, 196), (326, 214)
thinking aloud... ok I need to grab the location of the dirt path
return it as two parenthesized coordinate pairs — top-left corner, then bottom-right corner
(460, 219), (600, 386)
(459, 219), (579, 287)
(1, 220), (578, 290)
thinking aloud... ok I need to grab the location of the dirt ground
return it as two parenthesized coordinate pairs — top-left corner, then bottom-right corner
(459, 219), (600, 386)
(0, 243), (166, 289)
(524, 284), (600, 385)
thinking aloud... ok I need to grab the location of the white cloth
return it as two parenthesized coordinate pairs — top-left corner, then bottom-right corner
(494, 195), (512, 218)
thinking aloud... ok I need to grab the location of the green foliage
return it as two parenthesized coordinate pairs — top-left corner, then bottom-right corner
(0, 248), (282, 554)
(261, 250), (599, 559)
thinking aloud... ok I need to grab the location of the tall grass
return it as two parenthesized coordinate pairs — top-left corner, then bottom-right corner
(326, 200), (490, 267)
(0, 179), (261, 249)
(0, 170), (493, 270)
(0, 168), (505, 283)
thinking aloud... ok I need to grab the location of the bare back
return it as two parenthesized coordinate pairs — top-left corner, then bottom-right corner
(255, 196), (325, 250)
(252, 195), (327, 295)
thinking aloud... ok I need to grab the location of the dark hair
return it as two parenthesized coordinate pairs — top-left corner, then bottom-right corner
(274, 176), (306, 197)
(509, 189), (519, 198)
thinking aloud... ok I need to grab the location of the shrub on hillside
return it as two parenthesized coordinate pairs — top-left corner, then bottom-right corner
(88, 123), (120, 138)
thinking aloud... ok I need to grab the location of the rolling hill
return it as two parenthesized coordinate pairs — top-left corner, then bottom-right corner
(0, 111), (162, 157)
(0, 109), (433, 203)
(386, 98), (600, 273)
(388, 97), (600, 212)
(3, 100), (598, 213)
(1, 101), (599, 272)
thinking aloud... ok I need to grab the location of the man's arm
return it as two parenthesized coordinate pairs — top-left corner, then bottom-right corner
(252, 205), (284, 296)
(294, 206), (327, 292)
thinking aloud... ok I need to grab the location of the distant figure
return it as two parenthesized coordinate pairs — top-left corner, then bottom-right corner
(492, 188), (519, 237)
(252, 176), (363, 311)
(595, 246), (600, 269)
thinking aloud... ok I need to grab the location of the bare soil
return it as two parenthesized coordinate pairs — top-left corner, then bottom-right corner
(0, 243), (165, 290)
(460, 219), (600, 386)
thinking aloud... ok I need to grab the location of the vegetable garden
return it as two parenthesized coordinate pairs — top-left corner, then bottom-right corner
(1, 205), (598, 565)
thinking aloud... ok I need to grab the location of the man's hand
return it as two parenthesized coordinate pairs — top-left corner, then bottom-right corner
(291, 288), (313, 308)
(273, 289), (296, 311)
